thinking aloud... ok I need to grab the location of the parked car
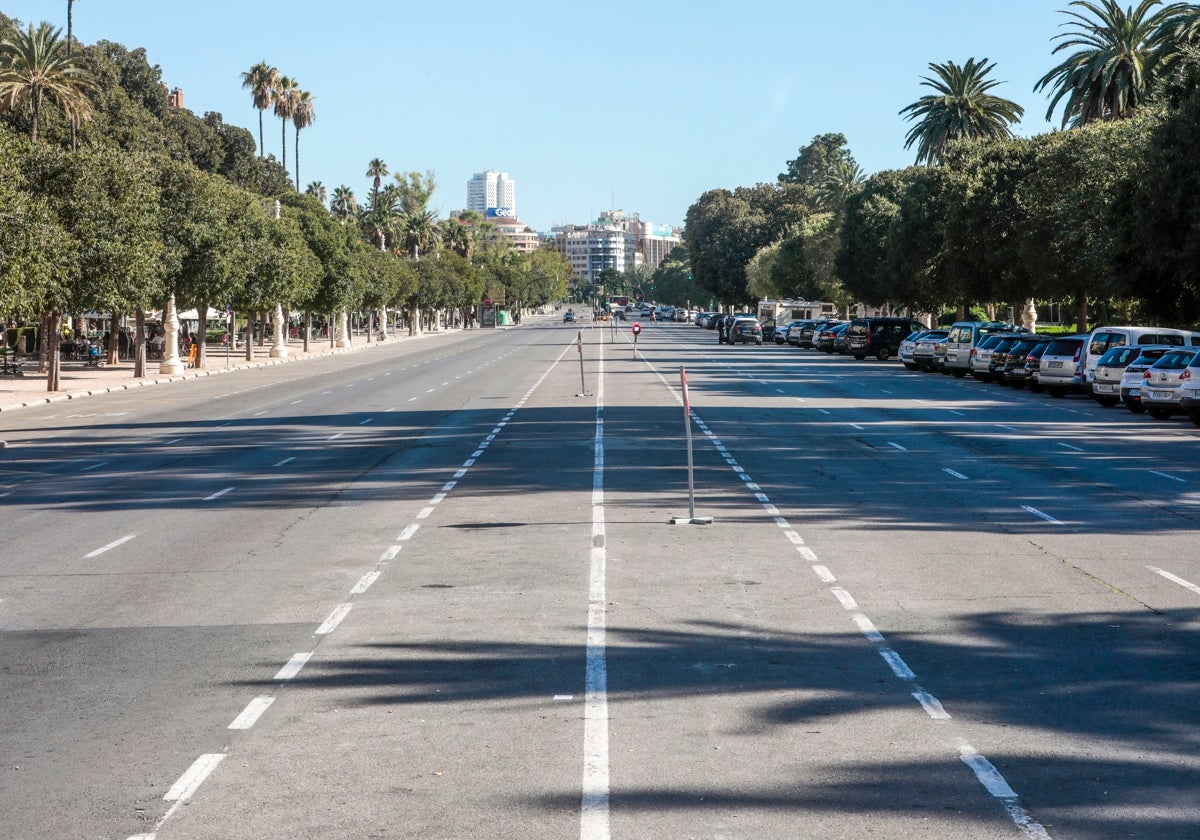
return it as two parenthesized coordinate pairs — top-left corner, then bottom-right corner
(760, 319), (779, 342)
(815, 322), (849, 353)
(1084, 326), (1200, 391)
(1179, 353), (1200, 427)
(1119, 347), (1176, 413)
(912, 329), (950, 372)
(985, 334), (1028, 384)
(845, 317), (925, 361)
(786, 319), (824, 347)
(1091, 345), (1145, 407)
(797, 319), (841, 349)
(728, 316), (763, 345)
(943, 321), (1013, 377)
(899, 330), (931, 370)
(968, 333), (1017, 382)
(775, 320), (804, 345)
(1020, 340), (1052, 393)
(1139, 349), (1200, 419)
(1036, 335), (1090, 397)
(831, 324), (852, 355)
(1001, 336), (1053, 389)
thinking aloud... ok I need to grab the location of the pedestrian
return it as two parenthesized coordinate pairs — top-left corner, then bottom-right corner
(186, 336), (199, 368)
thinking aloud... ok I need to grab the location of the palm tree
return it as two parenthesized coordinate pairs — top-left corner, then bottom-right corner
(1152, 3), (1200, 75)
(361, 182), (399, 249)
(240, 60), (277, 157)
(67, 0), (81, 147)
(1035, 0), (1188, 127)
(330, 185), (357, 222)
(305, 181), (327, 205)
(398, 209), (441, 260)
(816, 159), (866, 214)
(366, 158), (388, 194)
(272, 75), (298, 172)
(900, 57), (1024, 165)
(291, 89), (315, 189)
(0, 21), (96, 142)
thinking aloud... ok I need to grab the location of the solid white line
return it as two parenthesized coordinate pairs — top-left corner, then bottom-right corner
(274, 652), (312, 680)
(315, 603), (352, 635)
(1147, 566), (1200, 598)
(203, 487), (235, 501)
(1149, 470), (1186, 483)
(1021, 505), (1063, 525)
(943, 468), (969, 480)
(273, 456), (296, 468)
(580, 341), (609, 840)
(352, 570), (381, 594)
(84, 534), (136, 558)
(164, 753), (225, 801)
(228, 696), (275, 730)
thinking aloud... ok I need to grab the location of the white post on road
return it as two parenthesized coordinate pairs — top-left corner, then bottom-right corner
(671, 367), (712, 525)
(575, 329), (589, 397)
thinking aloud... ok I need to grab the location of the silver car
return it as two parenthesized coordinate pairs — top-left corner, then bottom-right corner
(1139, 348), (1200, 419)
(1119, 347), (1176, 413)
(1091, 345), (1143, 407)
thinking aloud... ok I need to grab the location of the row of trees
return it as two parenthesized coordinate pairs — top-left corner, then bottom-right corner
(0, 13), (569, 392)
(681, 1), (1200, 330)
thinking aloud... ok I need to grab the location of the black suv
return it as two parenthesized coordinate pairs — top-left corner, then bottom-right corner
(845, 317), (925, 361)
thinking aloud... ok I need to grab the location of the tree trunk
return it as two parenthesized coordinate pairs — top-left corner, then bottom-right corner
(196, 301), (208, 369)
(108, 313), (120, 365)
(303, 311), (311, 353)
(329, 313), (335, 348)
(245, 310), (255, 361)
(1076, 296), (1089, 334)
(134, 310), (146, 378)
(46, 312), (62, 392)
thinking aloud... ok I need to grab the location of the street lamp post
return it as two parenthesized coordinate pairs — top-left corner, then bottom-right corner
(269, 200), (287, 358)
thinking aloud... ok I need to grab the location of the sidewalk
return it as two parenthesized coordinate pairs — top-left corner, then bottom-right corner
(2, 330), (427, 413)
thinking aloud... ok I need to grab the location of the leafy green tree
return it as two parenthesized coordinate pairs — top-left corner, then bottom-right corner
(779, 132), (856, 187)
(0, 21), (96, 142)
(240, 60), (276, 157)
(684, 186), (792, 305)
(886, 166), (953, 314)
(900, 58), (1024, 165)
(836, 171), (909, 308)
(1036, 0), (1186, 127)
(0, 126), (72, 319)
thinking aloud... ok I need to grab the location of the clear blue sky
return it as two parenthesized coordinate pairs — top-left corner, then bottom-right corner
(7, 1), (1070, 232)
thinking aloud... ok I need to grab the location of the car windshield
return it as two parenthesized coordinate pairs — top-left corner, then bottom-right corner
(1045, 338), (1084, 355)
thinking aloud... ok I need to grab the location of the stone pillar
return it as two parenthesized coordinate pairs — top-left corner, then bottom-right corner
(159, 295), (185, 374)
(269, 303), (287, 358)
(336, 310), (350, 347)
(1022, 298), (1038, 333)
(379, 307), (388, 341)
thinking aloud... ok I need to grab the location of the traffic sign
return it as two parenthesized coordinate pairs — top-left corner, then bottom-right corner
(631, 322), (642, 335)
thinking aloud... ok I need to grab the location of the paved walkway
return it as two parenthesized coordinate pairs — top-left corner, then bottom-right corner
(0, 327), (472, 414)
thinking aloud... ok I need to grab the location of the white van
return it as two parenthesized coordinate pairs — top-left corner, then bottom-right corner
(943, 321), (1013, 377)
(1084, 326), (1200, 391)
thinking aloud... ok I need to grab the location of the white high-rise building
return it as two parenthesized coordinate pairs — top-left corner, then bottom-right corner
(466, 170), (516, 219)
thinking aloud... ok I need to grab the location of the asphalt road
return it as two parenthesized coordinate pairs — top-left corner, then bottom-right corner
(1, 317), (1198, 840)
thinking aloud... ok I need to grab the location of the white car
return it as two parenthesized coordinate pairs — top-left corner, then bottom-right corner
(1180, 353), (1200, 427)
(1139, 348), (1200, 420)
(1119, 347), (1175, 413)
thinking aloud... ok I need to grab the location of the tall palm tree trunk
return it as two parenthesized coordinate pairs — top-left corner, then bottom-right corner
(280, 118), (287, 171)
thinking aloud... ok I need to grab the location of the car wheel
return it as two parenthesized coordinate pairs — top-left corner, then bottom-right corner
(1010, 380), (1026, 390)
(952, 369), (966, 378)
(1148, 407), (1172, 420)
(1096, 396), (1119, 407)
(1124, 400), (1145, 414)
(876, 347), (890, 361)
(903, 363), (918, 370)
(1029, 382), (1044, 393)
(976, 372), (993, 383)
(852, 354), (866, 361)
(1189, 411), (1200, 428)
(756, 339), (762, 345)
(1048, 387), (1066, 398)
